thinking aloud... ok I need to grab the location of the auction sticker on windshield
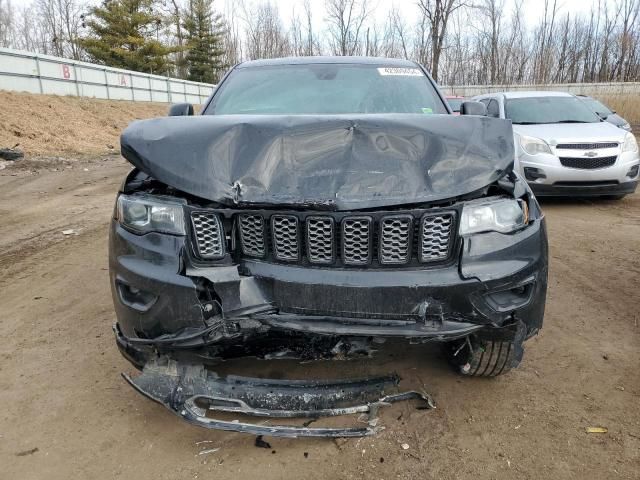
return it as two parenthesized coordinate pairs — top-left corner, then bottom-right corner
(377, 67), (423, 76)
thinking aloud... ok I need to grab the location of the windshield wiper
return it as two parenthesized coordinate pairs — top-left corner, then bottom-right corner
(512, 121), (543, 125)
(555, 120), (593, 124)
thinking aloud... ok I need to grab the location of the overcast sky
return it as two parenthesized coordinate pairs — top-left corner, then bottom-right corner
(215, 0), (596, 30)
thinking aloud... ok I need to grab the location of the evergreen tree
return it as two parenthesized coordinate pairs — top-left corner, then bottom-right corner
(79, 0), (177, 75)
(183, 0), (226, 83)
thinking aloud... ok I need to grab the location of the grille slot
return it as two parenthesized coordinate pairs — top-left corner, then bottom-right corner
(306, 217), (335, 264)
(238, 214), (265, 257)
(191, 212), (225, 259)
(379, 216), (413, 264)
(420, 214), (453, 262)
(556, 142), (618, 150)
(559, 155), (617, 169)
(271, 215), (300, 261)
(342, 217), (372, 265)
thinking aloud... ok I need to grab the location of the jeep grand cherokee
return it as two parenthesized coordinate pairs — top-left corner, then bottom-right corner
(110, 57), (548, 437)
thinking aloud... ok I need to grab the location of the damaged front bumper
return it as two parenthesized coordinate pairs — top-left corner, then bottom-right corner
(110, 212), (547, 358)
(109, 199), (547, 437)
(124, 358), (434, 438)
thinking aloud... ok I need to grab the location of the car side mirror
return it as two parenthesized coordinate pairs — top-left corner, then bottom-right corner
(460, 101), (487, 116)
(168, 103), (194, 116)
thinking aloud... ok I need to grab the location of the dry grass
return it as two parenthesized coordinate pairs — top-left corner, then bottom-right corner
(597, 94), (640, 127)
(0, 90), (169, 157)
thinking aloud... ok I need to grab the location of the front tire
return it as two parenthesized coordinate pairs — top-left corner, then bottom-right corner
(445, 335), (525, 377)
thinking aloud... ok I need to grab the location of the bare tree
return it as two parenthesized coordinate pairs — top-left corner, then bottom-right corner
(1, 0), (640, 85)
(240, 1), (291, 60)
(168, 0), (187, 78)
(325, 0), (369, 56)
(33, 0), (84, 59)
(417, 0), (466, 81)
(474, 0), (504, 84)
(613, 0), (640, 80)
(0, 0), (15, 48)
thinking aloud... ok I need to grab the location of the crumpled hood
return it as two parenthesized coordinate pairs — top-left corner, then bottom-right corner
(121, 114), (514, 210)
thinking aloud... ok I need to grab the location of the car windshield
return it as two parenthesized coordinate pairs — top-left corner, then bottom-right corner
(505, 96), (601, 124)
(580, 97), (613, 116)
(447, 98), (464, 111)
(206, 64), (448, 115)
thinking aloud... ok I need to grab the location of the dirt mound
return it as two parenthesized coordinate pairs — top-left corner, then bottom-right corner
(0, 90), (171, 157)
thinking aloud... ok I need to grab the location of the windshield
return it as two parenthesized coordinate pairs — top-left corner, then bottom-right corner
(447, 98), (464, 111)
(505, 96), (601, 124)
(580, 97), (613, 116)
(206, 64), (448, 115)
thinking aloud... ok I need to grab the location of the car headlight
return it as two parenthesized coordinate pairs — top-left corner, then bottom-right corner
(459, 198), (528, 235)
(116, 194), (186, 235)
(622, 133), (638, 153)
(620, 123), (631, 131)
(518, 134), (552, 156)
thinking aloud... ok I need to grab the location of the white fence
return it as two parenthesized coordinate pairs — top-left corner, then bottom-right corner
(0, 47), (215, 104)
(442, 82), (640, 97)
(1, 47), (638, 105)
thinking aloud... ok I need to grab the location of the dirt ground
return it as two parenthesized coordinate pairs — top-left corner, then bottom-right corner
(0, 155), (638, 480)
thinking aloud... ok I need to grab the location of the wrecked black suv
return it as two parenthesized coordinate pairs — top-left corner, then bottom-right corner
(110, 57), (548, 437)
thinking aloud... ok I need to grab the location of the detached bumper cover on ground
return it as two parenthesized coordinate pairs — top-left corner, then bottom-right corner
(123, 358), (434, 438)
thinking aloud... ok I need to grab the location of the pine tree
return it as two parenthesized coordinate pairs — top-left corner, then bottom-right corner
(79, 0), (177, 75)
(183, 0), (226, 83)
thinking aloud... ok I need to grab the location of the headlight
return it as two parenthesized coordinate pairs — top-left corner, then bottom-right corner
(620, 123), (631, 131)
(519, 134), (552, 156)
(622, 133), (638, 153)
(459, 198), (528, 235)
(116, 194), (186, 235)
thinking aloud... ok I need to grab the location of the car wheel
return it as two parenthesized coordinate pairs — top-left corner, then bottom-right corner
(445, 335), (524, 377)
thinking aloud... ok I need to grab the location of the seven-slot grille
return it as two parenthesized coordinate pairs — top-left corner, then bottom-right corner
(559, 155), (617, 169)
(191, 211), (225, 259)
(191, 210), (455, 266)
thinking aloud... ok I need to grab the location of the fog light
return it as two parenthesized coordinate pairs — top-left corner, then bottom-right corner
(116, 281), (157, 312)
(524, 167), (546, 181)
(626, 164), (639, 178)
(485, 280), (535, 312)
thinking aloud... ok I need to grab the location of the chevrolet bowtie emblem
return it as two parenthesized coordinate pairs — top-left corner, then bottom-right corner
(584, 151), (598, 158)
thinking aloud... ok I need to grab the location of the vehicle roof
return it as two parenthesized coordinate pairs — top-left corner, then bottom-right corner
(501, 91), (574, 99)
(236, 56), (419, 68)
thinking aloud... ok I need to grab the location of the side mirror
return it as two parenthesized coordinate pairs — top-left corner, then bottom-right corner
(168, 103), (194, 116)
(460, 101), (487, 116)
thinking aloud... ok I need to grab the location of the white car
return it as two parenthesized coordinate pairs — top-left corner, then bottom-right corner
(472, 91), (639, 199)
